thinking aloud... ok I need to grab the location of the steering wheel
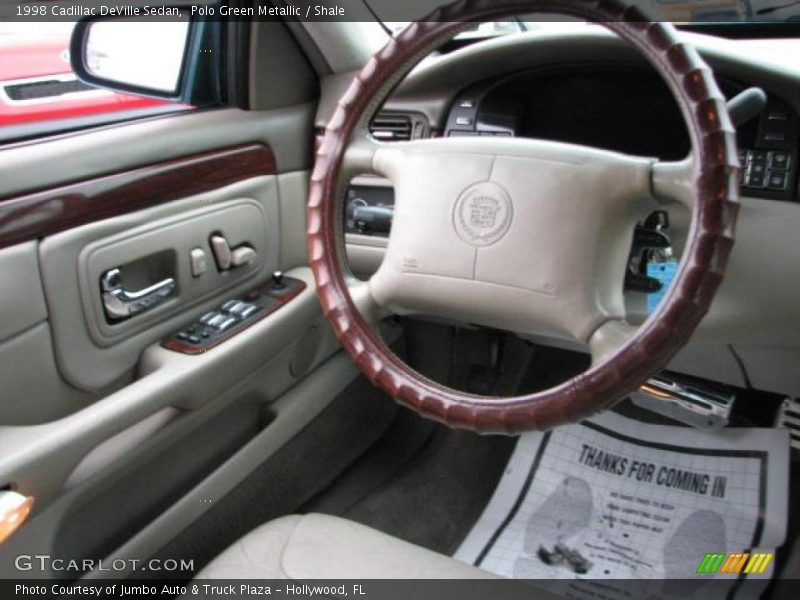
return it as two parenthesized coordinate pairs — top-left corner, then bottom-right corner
(308, 0), (739, 434)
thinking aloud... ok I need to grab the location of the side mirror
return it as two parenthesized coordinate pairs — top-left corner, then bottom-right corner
(70, 17), (192, 100)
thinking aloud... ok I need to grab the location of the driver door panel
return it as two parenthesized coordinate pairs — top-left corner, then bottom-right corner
(0, 104), (356, 578)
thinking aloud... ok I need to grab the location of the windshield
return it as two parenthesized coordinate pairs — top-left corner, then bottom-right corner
(385, 18), (610, 38)
(379, 0), (800, 35)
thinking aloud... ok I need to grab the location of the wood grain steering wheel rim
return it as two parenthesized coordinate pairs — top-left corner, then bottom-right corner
(308, 0), (739, 434)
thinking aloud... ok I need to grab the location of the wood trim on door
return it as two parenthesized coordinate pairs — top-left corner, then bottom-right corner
(0, 143), (276, 250)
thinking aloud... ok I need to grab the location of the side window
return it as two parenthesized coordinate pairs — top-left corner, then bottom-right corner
(0, 19), (210, 140)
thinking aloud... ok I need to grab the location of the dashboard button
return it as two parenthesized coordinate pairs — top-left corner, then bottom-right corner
(767, 111), (789, 121)
(770, 151), (791, 169)
(764, 131), (787, 142)
(767, 171), (789, 191)
(746, 171), (765, 188)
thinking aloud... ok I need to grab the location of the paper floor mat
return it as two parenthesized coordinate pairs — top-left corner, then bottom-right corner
(455, 412), (790, 599)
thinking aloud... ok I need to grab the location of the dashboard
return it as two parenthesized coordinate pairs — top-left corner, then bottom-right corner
(328, 29), (800, 400)
(445, 66), (799, 202)
(346, 65), (799, 241)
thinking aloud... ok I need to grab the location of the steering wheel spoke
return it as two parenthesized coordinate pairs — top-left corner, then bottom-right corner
(588, 318), (637, 366)
(348, 278), (392, 325)
(652, 156), (695, 208)
(340, 129), (383, 180)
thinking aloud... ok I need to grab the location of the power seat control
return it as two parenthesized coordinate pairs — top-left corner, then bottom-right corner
(210, 234), (258, 272)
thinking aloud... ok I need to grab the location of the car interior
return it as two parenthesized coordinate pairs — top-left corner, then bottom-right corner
(0, 0), (798, 595)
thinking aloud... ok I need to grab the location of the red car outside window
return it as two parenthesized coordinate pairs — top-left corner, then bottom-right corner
(0, 22), (180, 128)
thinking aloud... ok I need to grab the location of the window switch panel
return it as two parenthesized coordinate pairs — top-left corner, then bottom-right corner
(163, 276), (307, 354)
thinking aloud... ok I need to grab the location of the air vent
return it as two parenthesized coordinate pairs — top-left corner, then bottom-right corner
(370, 113), (413, 142)
(4, 78), (93, 102)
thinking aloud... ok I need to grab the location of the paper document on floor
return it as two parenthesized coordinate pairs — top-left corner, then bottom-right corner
(455, 411), (789, 599)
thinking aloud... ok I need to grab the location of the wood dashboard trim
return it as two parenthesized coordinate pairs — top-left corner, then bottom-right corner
(0, 143), (276, 250)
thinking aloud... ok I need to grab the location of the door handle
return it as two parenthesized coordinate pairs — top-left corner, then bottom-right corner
(101, 268), (176, 322)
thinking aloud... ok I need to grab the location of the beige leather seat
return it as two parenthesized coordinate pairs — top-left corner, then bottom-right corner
(195, 513), (497, 579)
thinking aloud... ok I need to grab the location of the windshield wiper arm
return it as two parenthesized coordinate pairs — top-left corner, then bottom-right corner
(756, 0), (800, 15)
(361, 0), (392, 35)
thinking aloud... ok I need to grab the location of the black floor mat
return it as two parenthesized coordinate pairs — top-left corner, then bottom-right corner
(304, 322), (528, 555)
